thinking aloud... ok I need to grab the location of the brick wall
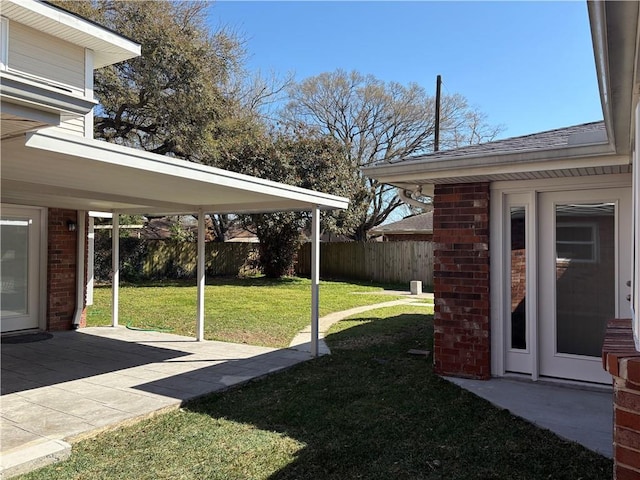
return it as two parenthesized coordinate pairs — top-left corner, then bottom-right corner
(602, 319), (640, 479)
(433, 183), (491, 379)
(47, 209), (86, 330)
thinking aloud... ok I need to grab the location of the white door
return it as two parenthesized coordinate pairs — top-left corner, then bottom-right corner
(539, 188), (632, 384)
(1, 206), (42, 333)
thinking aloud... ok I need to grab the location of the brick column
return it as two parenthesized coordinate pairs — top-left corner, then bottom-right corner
(432, 183), (491, 379)
(603, 319), (640, 479)
(47, 208), (83, 330)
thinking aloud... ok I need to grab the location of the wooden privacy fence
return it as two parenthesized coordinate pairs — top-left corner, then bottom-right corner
(95, 235), (433, 286)
(296, 241), (434, 287)
(142, 241), (260, 279)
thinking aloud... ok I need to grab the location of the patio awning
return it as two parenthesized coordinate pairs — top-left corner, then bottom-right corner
(1, 130), (349, 215)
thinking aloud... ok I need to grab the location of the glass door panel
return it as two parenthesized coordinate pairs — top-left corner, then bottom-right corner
(555, 203), (615, 357)
(510, 206), (527, 350)
(1, 218), (30, 316)
(0, 206), (41, 333)
(539, 189), (631, 384)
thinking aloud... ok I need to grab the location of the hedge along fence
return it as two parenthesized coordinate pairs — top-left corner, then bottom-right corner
(296, 241), (434, 288)
(94, 233), (260, 282)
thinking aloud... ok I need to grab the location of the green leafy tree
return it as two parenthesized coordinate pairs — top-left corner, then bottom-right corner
(214, 129), (353, 277)
(281, 69), (504, 239)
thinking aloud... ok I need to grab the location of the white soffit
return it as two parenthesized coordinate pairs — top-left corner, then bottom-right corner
(0, 130), (349, 214)
(363, 144), (628, 187)
(1, 0), (141, 68)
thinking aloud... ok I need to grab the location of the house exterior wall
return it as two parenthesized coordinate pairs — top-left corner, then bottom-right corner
(46, 208), (86, 330)
(7, 21), (85, 95)
(5, 19), (88, 136)
(433, 183), (491, 379)
(55, 114), (86, 136)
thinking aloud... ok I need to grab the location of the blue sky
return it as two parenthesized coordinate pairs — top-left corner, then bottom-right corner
(207, 1), (602, 140)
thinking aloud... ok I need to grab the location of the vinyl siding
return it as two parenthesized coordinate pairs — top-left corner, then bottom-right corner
(8, 21), (85, 95)
(51, 114), (86, 136)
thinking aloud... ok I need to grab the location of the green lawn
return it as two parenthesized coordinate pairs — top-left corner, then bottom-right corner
(87, 277), (407, 347)
(21, 304), (611, 480)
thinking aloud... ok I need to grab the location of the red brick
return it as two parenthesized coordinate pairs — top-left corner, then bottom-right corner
(614, 464), (640, 480)
(617, 445), (640, 470)
(617, 409), (640, 432)
(617, 427), (640, 451)
(617, 390), (640, 412)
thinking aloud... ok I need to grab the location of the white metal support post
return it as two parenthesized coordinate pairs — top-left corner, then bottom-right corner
(196, 210), (206, 341)
(311, 206), (320, 356)
(86, 216), (95, 306)
(111, 212), (119, 327)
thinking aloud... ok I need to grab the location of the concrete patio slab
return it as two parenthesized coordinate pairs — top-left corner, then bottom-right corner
(445, 376), (613, 458)
(1, 327), (313, 478)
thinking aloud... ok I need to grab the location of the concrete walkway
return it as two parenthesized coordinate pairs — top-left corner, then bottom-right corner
(289, 293), (433, 354)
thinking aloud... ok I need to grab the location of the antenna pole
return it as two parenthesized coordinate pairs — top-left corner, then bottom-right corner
(434, 74), (442, 152)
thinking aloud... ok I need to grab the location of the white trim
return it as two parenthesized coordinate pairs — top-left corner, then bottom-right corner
(39, 207), (47, 332)
(490, 191), (505, 376)
(633, 103), (640, 349)
(86, 216), (94, 306)
(111, 212), (119, 327)
(84, 49), (94, 138)
(1, 17), (8, 71)
(72, 211), (86, 326)
(196, 210), (205, 341)
(310, 206), (320, 357)
(491, 173), (632, 193)
(364, 148), (625, 186)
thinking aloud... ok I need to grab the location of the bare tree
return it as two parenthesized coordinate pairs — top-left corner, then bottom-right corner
(281, 70), (503, 239)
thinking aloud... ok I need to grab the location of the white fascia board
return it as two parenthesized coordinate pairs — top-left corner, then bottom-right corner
(363, 143), (626, 185)
(89, 211), (112, 218)
(24, 130), (349, 211)
(2, 0), (141, 68)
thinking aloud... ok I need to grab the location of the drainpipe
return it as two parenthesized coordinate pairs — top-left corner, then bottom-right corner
(397, 187), (433, 211)
(72, 211), (86, 329)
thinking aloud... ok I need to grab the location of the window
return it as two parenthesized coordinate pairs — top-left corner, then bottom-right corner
(556, 223), (597, 262)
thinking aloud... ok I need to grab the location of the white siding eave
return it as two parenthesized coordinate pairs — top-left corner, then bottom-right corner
(0, 72), (97, 115)
(363, 143), (627, 186)
(1, 0), (140, 68)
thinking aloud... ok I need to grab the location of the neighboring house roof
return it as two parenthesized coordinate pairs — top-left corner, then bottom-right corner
(370, 212), (433, 235)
